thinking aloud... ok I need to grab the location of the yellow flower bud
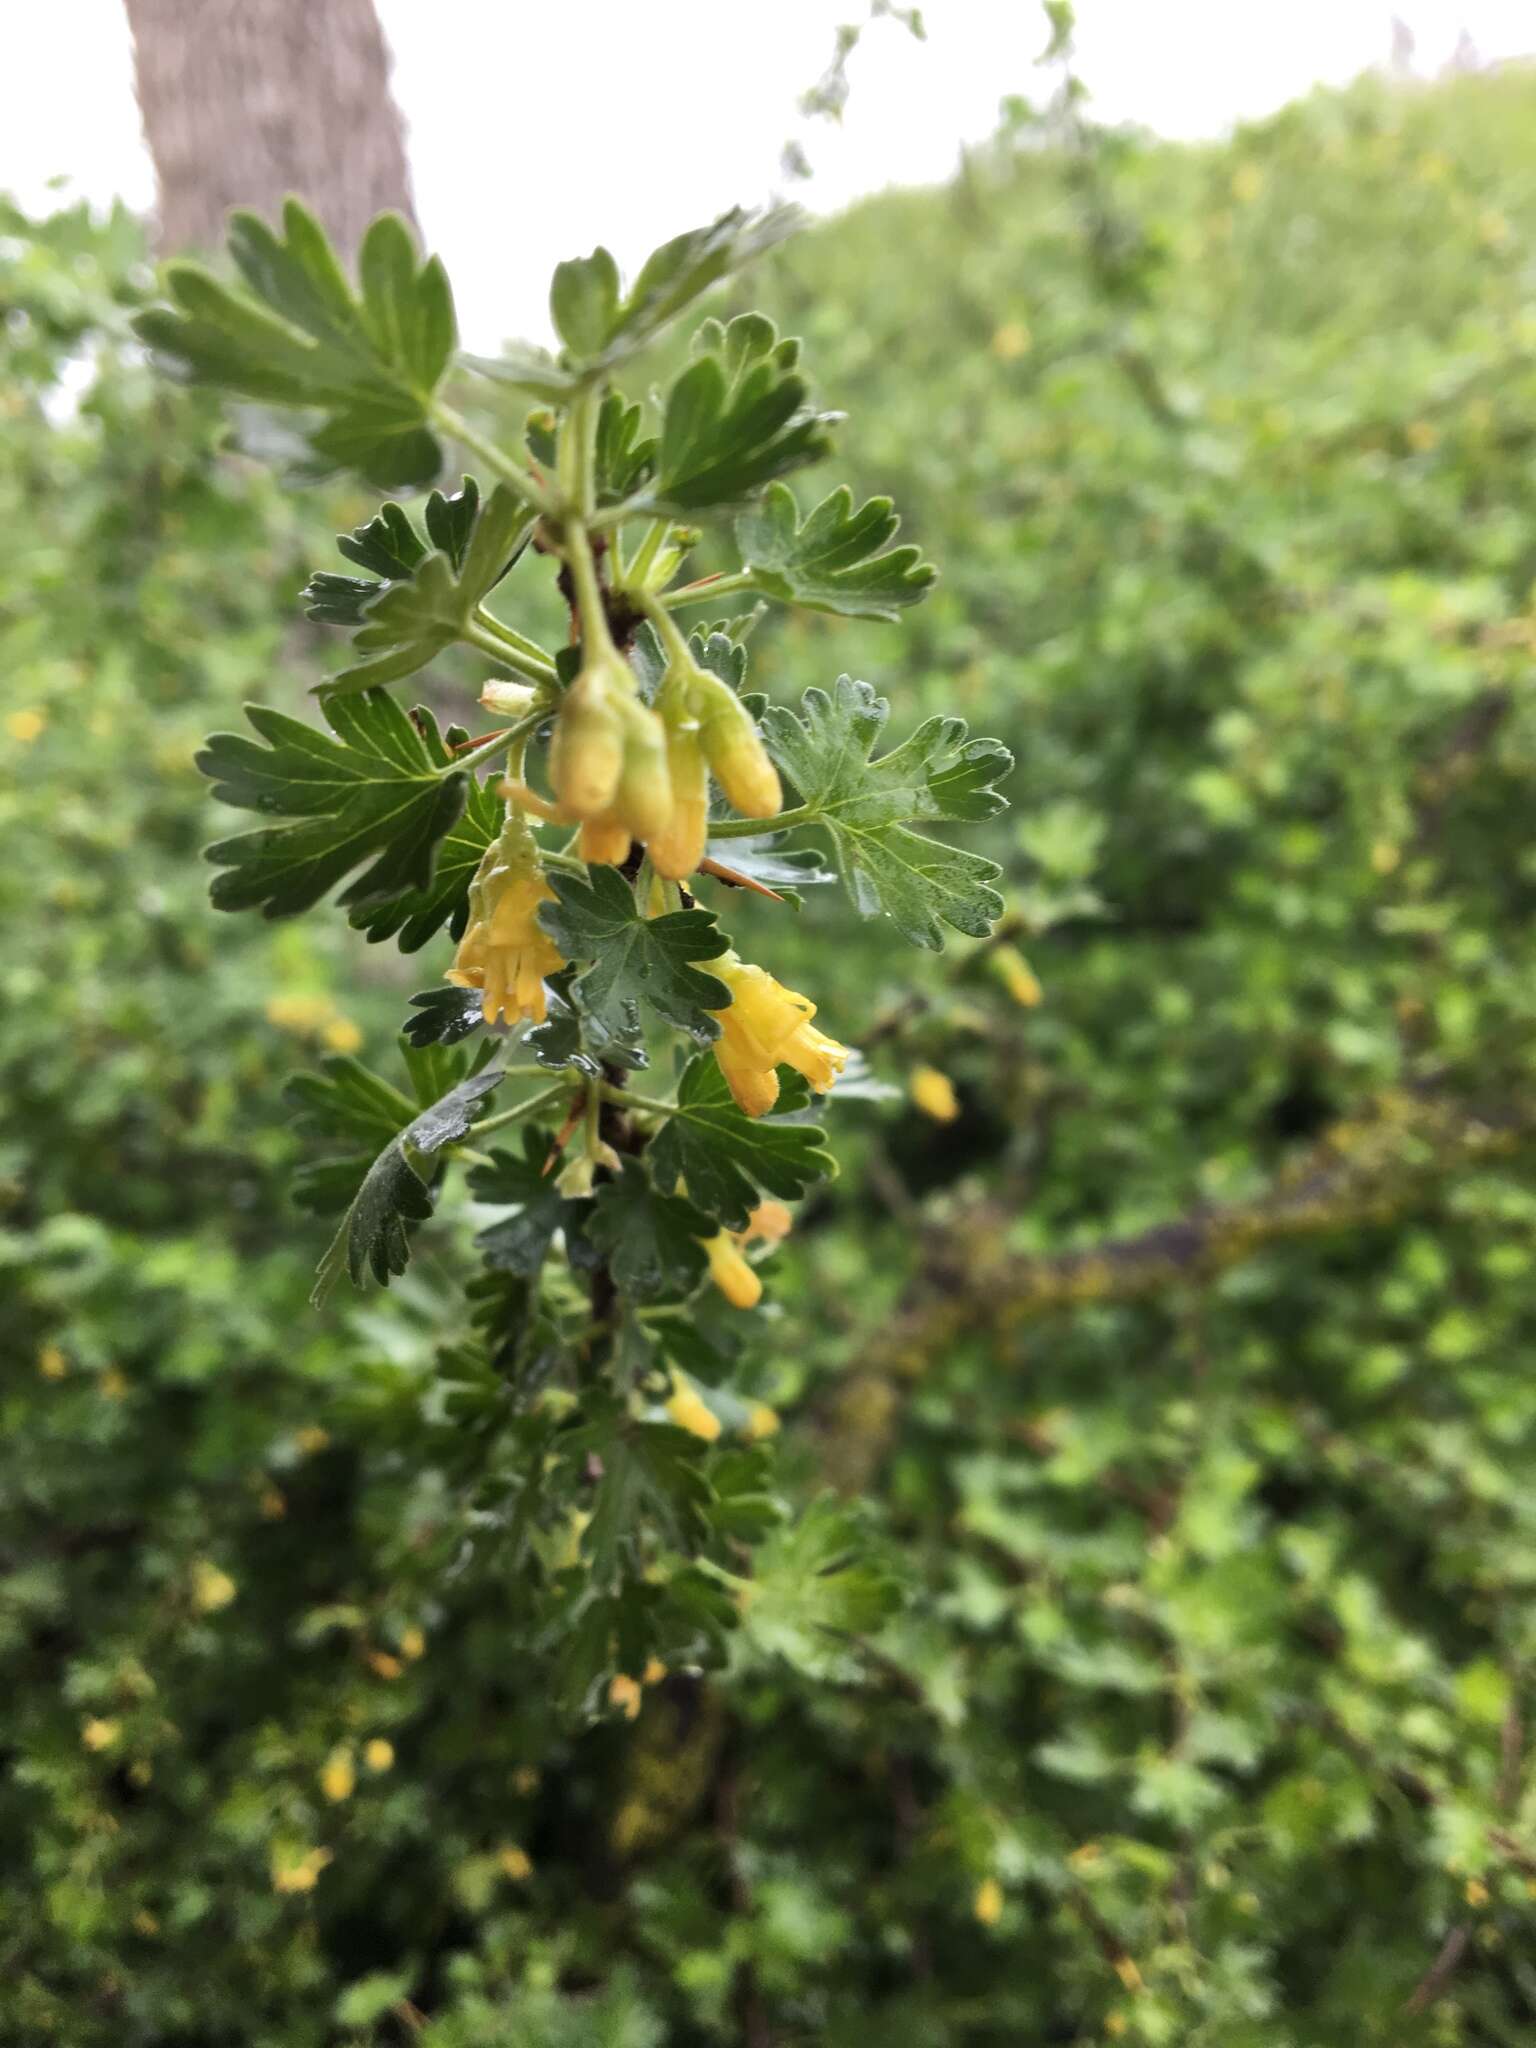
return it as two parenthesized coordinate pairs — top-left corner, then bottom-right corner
(647, 717), (709, 881)
(320, 1745), (355, 1804)
(992, 943), (1042, 1007)
(702, 1230), (762, 1309)
(479, 678), (538, 719)
(614, 696), (674, 842)
(695, 671), (781, 818)
(910, 1063), (959, 1122)
(608, 1673), (644, 1720)
(665, 1374), (722, 1442)
(708, 955), (849, 1118)
(549, 659), (626, 818)
(578, 813), (632, 866)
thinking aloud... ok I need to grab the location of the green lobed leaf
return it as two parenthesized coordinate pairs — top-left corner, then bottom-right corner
(310, 478), (536, 696)
(291, 1056), (504, 1305)
(649, 1054), (835, 1232)
(760, 676), (1013, 948)
(537, 866), (731, 1048)
(648, 313), (838, 514)
(738, 1497), (904, 1684)
(525, 968), (647, 1077)
(348, 763), (500, 953)
(586, 1160), (713, 1300)
(402, 985), (486, 1048)
(133, 200), (455, 488)
(469, 1129), (588, 1281)
(198, 693), (469, 920)
(735, 482), (937, 620)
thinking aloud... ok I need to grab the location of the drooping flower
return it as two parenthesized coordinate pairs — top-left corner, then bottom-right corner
(910, 1063), (959, 1123)
(446, 817), (565, 1027)
(702, 1229), (762, 1309)
(708, 954), (849, 1117)
(548, 648), (675, 848)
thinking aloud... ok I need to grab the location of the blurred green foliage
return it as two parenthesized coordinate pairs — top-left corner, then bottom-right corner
(9, 50), (1536, 2044)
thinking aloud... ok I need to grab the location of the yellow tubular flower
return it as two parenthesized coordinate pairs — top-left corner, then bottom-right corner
(695, 670), (782, 818)
(549, 657), (626, 818)
(708, 956), (850, 1117)
(910, 1063), (960, 1122)
(578, 813), (632, 866)
(647, 717), (709, 881)
(446, 825), (565, 1027)
(702, 1230), (763, 1309)
(615, 696), (674, 842)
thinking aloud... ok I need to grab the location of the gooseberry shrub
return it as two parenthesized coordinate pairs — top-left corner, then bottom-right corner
(137, 202), (1011, 1708)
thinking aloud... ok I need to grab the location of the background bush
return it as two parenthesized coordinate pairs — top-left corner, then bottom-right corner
(8, 59), (1536, 2044)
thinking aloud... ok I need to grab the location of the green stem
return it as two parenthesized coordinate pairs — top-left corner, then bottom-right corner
(599, 1083), (679, 1118)
(661, 572), (755, 610)
(463, 621), (558, 687)
(638, 590), (696, 671)
(622, 517), (672, 592)
(429, 400), (557, 516)
(473, 607), (559, 676)
(451, 711), (550, 779)
(467, 1080), (573, 1141)
(564, 519), (616, 654)
(705, 803), (816, 839)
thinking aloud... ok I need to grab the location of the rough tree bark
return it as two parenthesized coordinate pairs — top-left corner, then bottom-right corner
(123, 0), (416, 257)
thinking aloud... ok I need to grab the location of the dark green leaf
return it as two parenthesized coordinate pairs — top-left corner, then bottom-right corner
(587, 1161), (712, 1300)
(538, 866), (731, 1047)
(581, 1419), (716, 1587)
(306, 1063), (503, 1305)
(525, 968), (647, 1076)
(736, 482), (936, 620)
(402, 985), (486, 1047)
(649, 1054), (834, 1232)
(133, 201), (454, 488)
(198, 693), (468, 920)
(761, 676), (1012, 948)
(594, 390), (657, 503)
(316, 480), (535, 696)
(469, 1129), (587, 1280)
(348, 765), (500, 952)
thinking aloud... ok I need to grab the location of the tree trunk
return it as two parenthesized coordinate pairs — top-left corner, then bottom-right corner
(123, 0), (416, 258)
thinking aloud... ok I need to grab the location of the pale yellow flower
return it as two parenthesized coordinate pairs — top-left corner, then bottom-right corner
(447, 839), (565, 1028)
(974, 1876), (1004, 1926)
(910, 1064), (959, 1123)
(701, 1230), (762, 1309)
(363, 1739), (395, 1773)
(191, 1561), (237, 1613)
(320, 1745), (355, 1804)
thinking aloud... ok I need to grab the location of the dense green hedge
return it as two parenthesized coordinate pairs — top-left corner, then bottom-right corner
(8, 60), (1536, 2044)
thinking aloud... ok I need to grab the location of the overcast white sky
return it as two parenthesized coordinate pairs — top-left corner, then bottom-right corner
(3, 1), (1533, 347)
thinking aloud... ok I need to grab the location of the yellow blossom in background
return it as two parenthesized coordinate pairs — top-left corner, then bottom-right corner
(294, 1426), (330, 1456)
(191, 1560), (237, 1613)
(1105, 2015), (1128, 2039)
(100, 1367), (129, 1402)
(642, 1657), (667, 1685)
(665, 1374), (722, 1442)
(1231, 162), (1263, 203)
(368, 1651), (404, 1681)
(498, 1844), (534, 1881)
(910, 1064), (959, 1123)
(992, 943), (1043, 1007)
(608, 1673), (644, 1720)
(702, 1230), (762, 1309)
(992, 320), (1031, 361)
(7, 708), (46, 743)
(321, 1015), (363, 1054)
(1113, 1956), (1145, 1992)
(82, 1717), (121, 1752)
(745, 1402), (780, 1441)
(1466, 1877), (1490, 1908)
(259, 1485), (287, 1520)
(264, 993), (334, 1037)
(363, 1739), (395, 1773)
(320, 1745), (356, 1803)
(708, 956), (849, 1118)
(400, 1624), (426, 1661)
(133, 1909), (160, 1937)
(38, 1343), (67, 1380)
(1371, 840), (1401, 875)
(742, 1200), (792, 1244)
(974, 1876), (1004, 1926)
(271, 1846), (332, 1895)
